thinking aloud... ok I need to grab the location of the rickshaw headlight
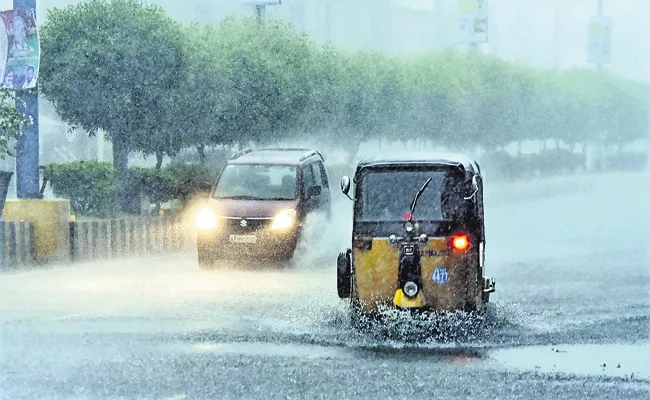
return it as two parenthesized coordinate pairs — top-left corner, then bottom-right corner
(271, 209), (296, 230)
(404, 221), (414, 233)
(195, 207), (217, 230)
(403, 281), (418, 298)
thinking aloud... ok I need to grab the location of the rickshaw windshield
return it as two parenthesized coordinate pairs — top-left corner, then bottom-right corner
(357, 169), (455, 222)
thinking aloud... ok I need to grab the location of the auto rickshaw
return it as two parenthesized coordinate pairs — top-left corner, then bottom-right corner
(336, 154), (495, 317)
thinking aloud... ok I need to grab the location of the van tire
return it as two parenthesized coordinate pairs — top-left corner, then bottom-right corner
(337, 249), (351, 298)
(198, 249), (215, 269)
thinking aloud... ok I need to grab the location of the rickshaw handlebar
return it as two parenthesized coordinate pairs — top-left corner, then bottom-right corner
(388, 234), (428, 245)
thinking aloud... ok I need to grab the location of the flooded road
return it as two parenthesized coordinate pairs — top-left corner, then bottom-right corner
(1, 172), (648, 399)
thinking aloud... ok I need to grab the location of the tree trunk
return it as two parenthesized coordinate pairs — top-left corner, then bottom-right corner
(112, 137), (130, 213)
(155, 151), (164, 170)
(348, 136), (362, 165)
(197, 144), (206, 164)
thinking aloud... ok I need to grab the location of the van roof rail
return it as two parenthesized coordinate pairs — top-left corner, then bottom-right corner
(230, 148), (253, 159)
(299, 150), (325, 162)
(255, 147), (311, 152)
(230, 147), (325, 162)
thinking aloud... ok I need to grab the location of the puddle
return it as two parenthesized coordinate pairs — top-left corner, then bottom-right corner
(489, 342), (650, 380)
(182, 340), (490, 366)
(190, 341), (350, 359)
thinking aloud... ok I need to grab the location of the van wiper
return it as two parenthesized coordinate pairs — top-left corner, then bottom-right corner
(408, 177), (433, 222)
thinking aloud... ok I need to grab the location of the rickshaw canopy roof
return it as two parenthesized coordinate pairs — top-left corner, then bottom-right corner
(355, 152), (482, 176)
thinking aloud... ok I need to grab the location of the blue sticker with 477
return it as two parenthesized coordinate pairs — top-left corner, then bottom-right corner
(432, 267), (449, 285)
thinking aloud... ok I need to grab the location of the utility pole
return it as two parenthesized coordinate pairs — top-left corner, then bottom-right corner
(255, 4), (265, 23)
(596, 0), (603, 71)
(467, 0), (488, 53)
(13, 0), (39, 199)
(249, 1), (281, 24)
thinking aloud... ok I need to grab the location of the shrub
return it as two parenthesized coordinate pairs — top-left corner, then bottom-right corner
(164, 163), (216, 206)
(45, 161), (117, 217)
(479, 149), (586, 181)
(479, 151), (523, 180)
(604, 151), (648, 171)
(46, 161), (218, 217)
(128, 167), (175, 205)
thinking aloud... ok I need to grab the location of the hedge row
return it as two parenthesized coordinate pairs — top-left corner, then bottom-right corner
(479, 149), (647, 180)
(45, 162), (216, 217)
(48, 148), (648, 218)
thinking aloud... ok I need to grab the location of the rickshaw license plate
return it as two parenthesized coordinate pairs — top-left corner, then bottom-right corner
(229, 234), (257, 244)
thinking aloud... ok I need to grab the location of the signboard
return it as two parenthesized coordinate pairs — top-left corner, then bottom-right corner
(458, 0), (488, 44)
(588, 15), (611, 64)
(0, 8), (39, 90)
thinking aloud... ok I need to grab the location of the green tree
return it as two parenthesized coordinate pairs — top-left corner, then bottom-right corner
(204, 17), (314, 147)
(297, 43), (350, 144)
(39, 0), (184, 210)
(155, 23), (235, 165)
(0, 89), (30, 159)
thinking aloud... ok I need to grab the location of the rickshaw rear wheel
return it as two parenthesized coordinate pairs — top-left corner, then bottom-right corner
(337, 250), (352, 298)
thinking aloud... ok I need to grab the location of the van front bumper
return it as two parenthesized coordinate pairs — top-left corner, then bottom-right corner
(197, 221), (301, 260)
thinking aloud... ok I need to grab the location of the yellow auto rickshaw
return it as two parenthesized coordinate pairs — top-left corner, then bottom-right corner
(337, 154), (495, 317)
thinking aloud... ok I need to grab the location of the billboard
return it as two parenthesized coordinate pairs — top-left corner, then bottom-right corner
(0, 8), (39, 90)
(458, 0), (488, 44)
(588, 15), (611, 64)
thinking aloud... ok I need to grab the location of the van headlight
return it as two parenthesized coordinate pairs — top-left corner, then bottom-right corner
(271, 209), (296, 230)
(195, 207), (217, 230)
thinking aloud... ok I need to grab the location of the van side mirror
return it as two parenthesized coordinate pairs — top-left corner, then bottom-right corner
(340, 176), (353, 201)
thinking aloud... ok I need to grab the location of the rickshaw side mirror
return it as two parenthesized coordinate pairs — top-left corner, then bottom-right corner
(464, 175), (479, 200)
(340, 176), (350, 194)
(340, 176), (353, 201)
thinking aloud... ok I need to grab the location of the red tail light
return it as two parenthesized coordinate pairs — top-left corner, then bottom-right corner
(450, 233), (470, 252)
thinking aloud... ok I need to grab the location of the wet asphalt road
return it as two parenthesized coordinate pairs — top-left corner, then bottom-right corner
(1, 172), (649, 399)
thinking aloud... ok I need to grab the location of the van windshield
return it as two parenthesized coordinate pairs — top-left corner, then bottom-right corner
(357, 170), (450, 222)
(213, 164), (298, 200)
